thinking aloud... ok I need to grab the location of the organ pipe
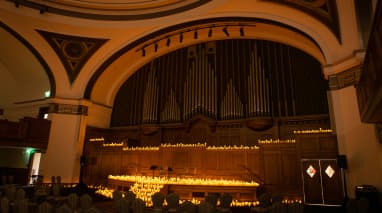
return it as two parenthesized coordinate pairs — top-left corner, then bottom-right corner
(111, 39), (328, 127)
(287, 47), (296, 115)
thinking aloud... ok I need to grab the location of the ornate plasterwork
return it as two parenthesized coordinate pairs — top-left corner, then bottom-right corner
(37, 30), (107, 84)
(328, 65), (362, 90)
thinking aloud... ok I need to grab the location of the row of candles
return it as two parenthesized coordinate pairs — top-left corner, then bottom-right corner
(89, 128), (333, 148)
(94, 184), (302, 207)
(102, 141), (295, 149)
(293, 128), (333, 134)
(108, 175), (260, 187)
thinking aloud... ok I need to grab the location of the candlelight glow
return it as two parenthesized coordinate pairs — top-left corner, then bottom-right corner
(103, 142), (124, 147)
(129, 181), (164, 206)
(120, 143), (261, 151)
(257, 139), (295, 144)
(293, 128), (333, 134)
(95, 186), (114, 199)
(282, 199), (303, 204)
(94, 185), (263, 207)
(206, 145), (259, 150)
(89, 137), (104, 142)
(161, 143), (207, 148)
(123, 146), (160, 151)
(109, 175), (260, 187)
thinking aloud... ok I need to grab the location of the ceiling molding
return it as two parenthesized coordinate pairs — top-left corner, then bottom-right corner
(37, 30), (108, 84)
(8, 0), (212, 20)
(262, 0), (341, 43)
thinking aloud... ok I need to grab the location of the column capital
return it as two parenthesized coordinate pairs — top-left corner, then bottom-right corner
(48, 103), (88, 115)
(327, 65), (362, 90)
(324, 50), (365, 90)
(323, 50), (365, 77)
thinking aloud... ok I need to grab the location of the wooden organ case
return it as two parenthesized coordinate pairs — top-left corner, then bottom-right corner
(82, 39), (343, 203)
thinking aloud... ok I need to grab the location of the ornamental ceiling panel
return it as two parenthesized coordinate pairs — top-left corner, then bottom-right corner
(12, 0), (211, 20)
(37, 30), (108, 84)
(262, 0), (340, 42)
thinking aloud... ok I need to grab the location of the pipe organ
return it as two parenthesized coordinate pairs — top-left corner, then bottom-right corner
(111, 39), (328, 127)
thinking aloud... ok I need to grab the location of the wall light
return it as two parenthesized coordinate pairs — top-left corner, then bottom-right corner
(44, 90), (51, 98)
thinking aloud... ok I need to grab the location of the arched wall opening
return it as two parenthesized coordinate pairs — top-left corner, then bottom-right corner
(85, 18), (327, 108)
(111, 39), (329, 128)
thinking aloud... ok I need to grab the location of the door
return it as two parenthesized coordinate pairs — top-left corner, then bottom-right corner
(301, 159), (343, 206)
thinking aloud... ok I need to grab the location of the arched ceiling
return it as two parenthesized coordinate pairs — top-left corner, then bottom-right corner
(14, 0), (212, 20)
(0, 0), (362, 121)
(0, 23), (52, 109)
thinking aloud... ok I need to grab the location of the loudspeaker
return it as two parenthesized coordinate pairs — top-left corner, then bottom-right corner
(337, 155), (348, 169)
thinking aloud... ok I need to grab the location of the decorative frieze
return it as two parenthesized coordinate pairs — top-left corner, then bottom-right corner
(48, 103), (88, 115)
(328, 65), (362, 90)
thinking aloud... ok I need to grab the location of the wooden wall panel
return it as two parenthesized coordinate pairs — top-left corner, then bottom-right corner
(280, 152), (299, 186)
(263, 152), (281, 184)
(172, 151), (188, 169)
(247, 152), (260, 174)
(204, 151), (218, 169)
(232, 152), (245, 169)
(189, 150), (203, 169)
(218, 152), (233, 169)
(84, 125), (338, 199)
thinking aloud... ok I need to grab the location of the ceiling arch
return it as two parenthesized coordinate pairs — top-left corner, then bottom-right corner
(0, 22), (54, 109)
(12, 0), (212, 20)
(85, 17), (326, 107)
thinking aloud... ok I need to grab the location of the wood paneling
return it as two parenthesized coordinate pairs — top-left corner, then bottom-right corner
(83, 118), (338, 198)
(0, 117), (50, 149)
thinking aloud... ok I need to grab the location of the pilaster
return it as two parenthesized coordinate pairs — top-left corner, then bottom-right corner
(327, 68), (382, 197)
(40, 102), (88, 183)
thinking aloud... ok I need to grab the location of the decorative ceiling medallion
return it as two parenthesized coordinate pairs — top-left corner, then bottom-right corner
(325, 165), (335, 178)
(37, 30), (108, 84)
(263, 0), (340, 42)
(306, 165), (316, 178)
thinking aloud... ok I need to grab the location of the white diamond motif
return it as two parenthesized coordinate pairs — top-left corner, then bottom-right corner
(306, 165), (316, 178)
(325, 165), (335, 178)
